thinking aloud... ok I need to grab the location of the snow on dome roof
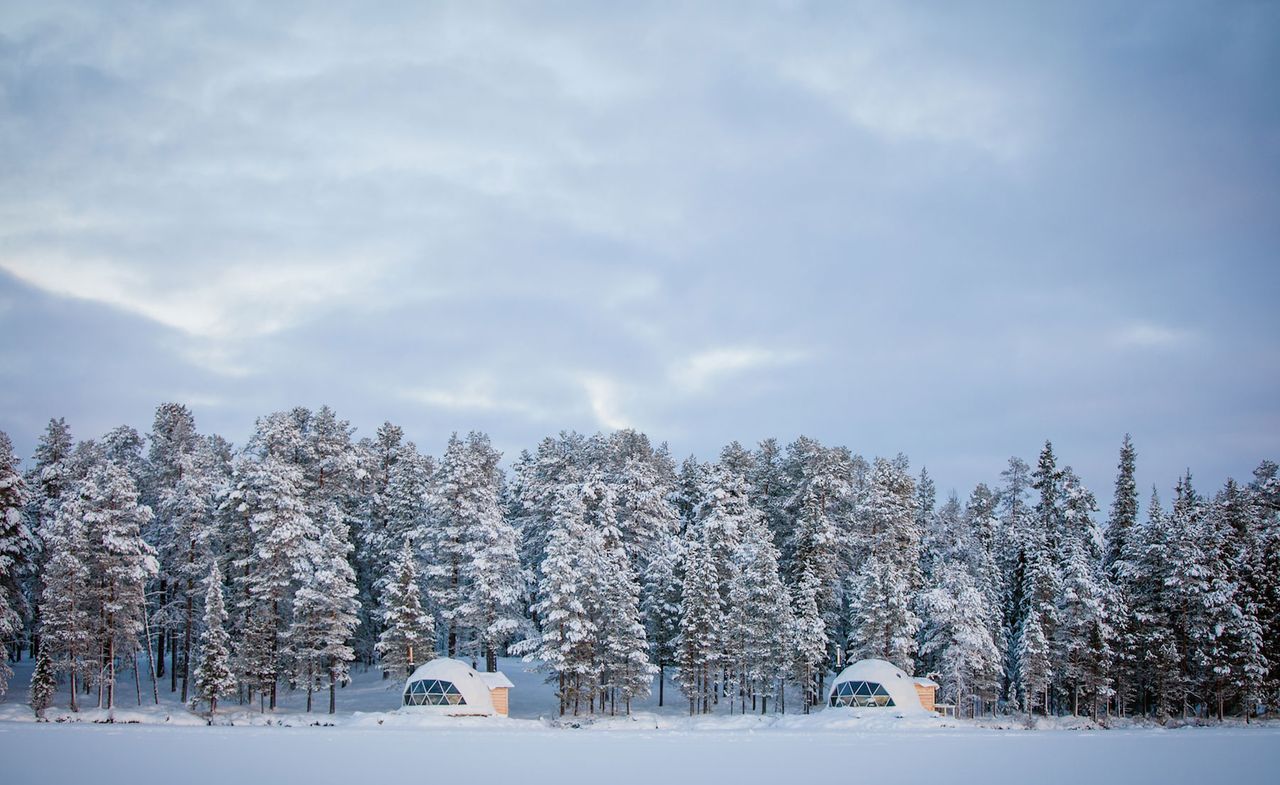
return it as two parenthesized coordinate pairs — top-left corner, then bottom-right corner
(827, 658), (929, 714)
(402, 657), (497, 715)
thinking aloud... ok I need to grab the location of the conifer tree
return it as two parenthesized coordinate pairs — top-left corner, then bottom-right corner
(36, 479), (93, 711)
(376, 539), (435, 680)
(190, 563), (235, 716)
(455, 433), (523, 671)
(790, 566), (827, 713)
(641, 528), (683, 707)
(28, 643), (56, 719)
(0, 432), (31, 695)
(598, 545), (656, 714)
(676, 533), (721, 715)
(529, 489), (601, 715)
(727, 513), (792, 713)
(87, 461), (158, 710)
(291, 524), (361, 712)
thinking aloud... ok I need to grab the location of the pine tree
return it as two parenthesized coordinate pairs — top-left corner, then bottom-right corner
(428, 432), (495, 657)
(676, 533), (721, 714)
(228, 447), (318, 710)
(598, 544), (656, 714)
(376, 539), (435, 680)
(790, 566), (827, 713)
(641, 528), (683, 707)
(454, 433), (523, 672)
(190, 563), (236, 715)
(291, 523), (361, 712)
(918, 562), (1002, 717)
(529, 488), (601, 716)
(86, 461), (159, 710)
(726, 512), (792, 713)
(36, 479), (93, 711)
(847, 457), (921, 671)
(0, 431), (32, 695)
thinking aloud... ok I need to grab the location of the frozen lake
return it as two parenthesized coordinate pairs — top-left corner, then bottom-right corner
(2, 721), (1278, 785)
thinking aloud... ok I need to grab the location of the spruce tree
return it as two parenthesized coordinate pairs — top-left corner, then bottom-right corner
(28, 643), (55, 719)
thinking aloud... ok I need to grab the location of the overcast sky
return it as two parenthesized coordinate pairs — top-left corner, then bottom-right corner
(1, 1), (1277, 500)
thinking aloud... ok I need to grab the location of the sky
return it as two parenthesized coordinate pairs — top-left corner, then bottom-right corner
(1, 1), (1277, 501)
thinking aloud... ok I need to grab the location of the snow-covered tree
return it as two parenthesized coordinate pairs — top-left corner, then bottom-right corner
(376, 539), (435, 680)
(847, 457), (920, 671)
(291, 524), (361, 712)
(1053, 468), (1112, 717)
(228, 446), (318, 710)
(190, 563), (236, 715)
(28, 643), (56, 719)
(726, 512), (792, 713)
(676, 533), (721, 715)
(1011, 442), (1062, 713)
(641, 528), (683, 706)
(0, 431), (31, 695)
(528, 488), (601, 716)
(35, 480), (93, 711)
(790, 566), (827, 713)
(454, 434), (524, 672)
(86, 461), (158, 710)
(598, 544), (656, 714)
(918, 562), (1002, 717)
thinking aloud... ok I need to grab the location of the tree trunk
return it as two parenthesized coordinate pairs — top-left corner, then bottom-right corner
(181, 573), (194, 704)
(155, 581), (167, 678)
(330, 670), (337, 715)
(658, 663), (665, 707)
(169, 629), (177, 692)
(142, 602), (160, 705)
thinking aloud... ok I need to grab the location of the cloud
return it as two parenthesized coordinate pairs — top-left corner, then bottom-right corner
(669, 346), (808, 394)
(775, 50), (1033, 161)
(578, 374), (632, 431)
(1110, 322), (1198, 350)
(398, 378), (550, 421)
(0, 253), (381, 341)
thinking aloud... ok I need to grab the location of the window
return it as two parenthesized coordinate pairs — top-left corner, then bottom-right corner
(403, 679), (468, 706)
(828, 681), (895, 708)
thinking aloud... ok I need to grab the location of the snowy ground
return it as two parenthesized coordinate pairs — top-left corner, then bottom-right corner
(2, 656), (1278, 784)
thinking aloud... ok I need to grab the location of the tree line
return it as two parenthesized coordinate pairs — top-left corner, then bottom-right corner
(0, 404), (1276, 721)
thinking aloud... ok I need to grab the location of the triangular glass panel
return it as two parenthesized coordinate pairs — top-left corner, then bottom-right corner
(853, 682), (872, 696)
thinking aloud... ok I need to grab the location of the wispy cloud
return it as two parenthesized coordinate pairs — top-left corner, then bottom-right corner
(399, 379), (550, 421)
(579, 374), (631, 431)
(1110, 322), (1198, 350)
(669, 346), (808, 394)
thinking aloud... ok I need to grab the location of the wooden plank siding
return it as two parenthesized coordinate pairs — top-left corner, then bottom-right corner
(490, 687), (509, 716)
(914, 684), (936, 713)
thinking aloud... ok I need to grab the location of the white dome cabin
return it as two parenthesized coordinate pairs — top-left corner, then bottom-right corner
(826, 658), (937, 715)
(401, 658), (514, 717)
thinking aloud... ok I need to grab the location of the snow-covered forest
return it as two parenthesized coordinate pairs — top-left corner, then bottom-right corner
(1, 403), (1277, 723)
